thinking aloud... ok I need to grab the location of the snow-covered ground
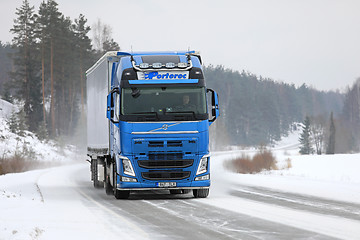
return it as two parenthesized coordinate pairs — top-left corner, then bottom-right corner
(207, 147), (360, 239)
(1, 98), (360, 239)
(0, 99), (78, 164)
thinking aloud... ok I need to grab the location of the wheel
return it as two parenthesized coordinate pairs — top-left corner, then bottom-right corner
(93, 159), (104, 189)
(114, 190), (130, 199)
(105, 175), (113, 195)
(169, 189), (182, 194)
(193, 188), (209, 198)
(113, 161), (130, 199)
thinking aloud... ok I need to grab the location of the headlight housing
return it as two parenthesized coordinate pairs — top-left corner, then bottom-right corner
(120, 156), (135, 177)
(121, 176), (137, 182)
(195, 174), (210, 181)
(196, 154), (210, 175)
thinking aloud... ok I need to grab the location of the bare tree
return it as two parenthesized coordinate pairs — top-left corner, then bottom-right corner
(310, 115), (326, 155)
(91, 19), (113, 52)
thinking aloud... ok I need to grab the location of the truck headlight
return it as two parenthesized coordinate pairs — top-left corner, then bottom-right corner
(121, 176), (137, 182)
(120, 156), (136, 177)
(196, 154), (210, 175)
(195, 174), (210, 181)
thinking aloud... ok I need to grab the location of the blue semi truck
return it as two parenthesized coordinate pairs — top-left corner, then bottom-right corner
(86, 51), (219, 199)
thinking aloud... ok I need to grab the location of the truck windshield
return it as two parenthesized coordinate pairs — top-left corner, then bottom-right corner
(121, 87), (207, 121)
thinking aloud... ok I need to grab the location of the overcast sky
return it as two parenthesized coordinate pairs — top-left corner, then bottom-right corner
(1, 0), (360, 91)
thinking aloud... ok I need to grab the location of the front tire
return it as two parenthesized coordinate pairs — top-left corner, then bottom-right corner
(113, 161), (130, 199)
(105, 176), (113, 195)
(193, 188), (209, 198)
(114, 190), (130, 199)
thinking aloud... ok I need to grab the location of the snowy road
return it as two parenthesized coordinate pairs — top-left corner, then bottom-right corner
(2, 151), (360, 239)
(70, 163), (336, 240)
(231, 185), (360, 221)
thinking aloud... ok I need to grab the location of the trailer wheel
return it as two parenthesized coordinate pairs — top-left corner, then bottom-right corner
(93, 159), (104, 189)
(193, 189), (209, 198)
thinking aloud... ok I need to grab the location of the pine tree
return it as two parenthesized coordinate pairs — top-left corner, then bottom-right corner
(36, 0), (63, 137)
(34, 0), (95, 137)
(299, 116), (313, 155)
(35, 0), (51, 126)
(72, 14), (92, 125)
(7, 109), (28, 137)
(10, 0), (42, 132)
(102, 38), (120, 53)
(326, 112), (336, 154)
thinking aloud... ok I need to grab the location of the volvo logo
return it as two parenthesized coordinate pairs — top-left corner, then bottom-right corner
(148, 122), (181, 133)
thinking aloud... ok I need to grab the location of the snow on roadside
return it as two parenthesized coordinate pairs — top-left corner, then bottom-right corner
(211, 151), (360, 203)
(212, 149), (360, 205)
(0, 99), (88, 239)
(0, 169), (47, 239)
(210, 124), (360, 204)
(0, 164), (122, 240)
(203, 131), (360, 240)
(0, 99), (77, 164)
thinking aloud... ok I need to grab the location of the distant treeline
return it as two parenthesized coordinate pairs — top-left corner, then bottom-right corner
(205, 65), (360, 152)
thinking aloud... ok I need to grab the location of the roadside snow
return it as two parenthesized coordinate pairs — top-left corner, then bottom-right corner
(0, 165), (122, 240)
(0, 99), (88, 239)
(211, 149), (360, 204)
(0, 99), (76, 164)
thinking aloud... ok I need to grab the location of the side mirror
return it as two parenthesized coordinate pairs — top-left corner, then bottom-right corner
(207, 88), (220, 125)
(107, 87), (120, 123)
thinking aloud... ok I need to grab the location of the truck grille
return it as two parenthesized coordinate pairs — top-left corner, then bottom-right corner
(138, 159), (194, 169)
(142, 171), (191, 180)
(149, 152), (182, 160)
(148, 141), (164, 147)
(148, 140), (183, 148)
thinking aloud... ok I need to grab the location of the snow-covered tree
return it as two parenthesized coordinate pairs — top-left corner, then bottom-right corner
(10, 0), (42, 132)
(299, 116), (313, 155)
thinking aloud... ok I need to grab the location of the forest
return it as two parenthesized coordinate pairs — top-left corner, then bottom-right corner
(205, 66), (360, 153)
(1, 0), (360, 153)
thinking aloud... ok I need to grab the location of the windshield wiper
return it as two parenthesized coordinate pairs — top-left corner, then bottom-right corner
(165, 111), (196, 117)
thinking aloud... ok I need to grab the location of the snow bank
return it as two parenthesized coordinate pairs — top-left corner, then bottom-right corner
(212, 145), (360, 204)
(0, 99), (77, 164)
(0, 165), (122, 240)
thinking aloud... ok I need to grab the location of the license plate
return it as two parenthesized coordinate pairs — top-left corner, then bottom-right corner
(157, 182), (176, 188)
